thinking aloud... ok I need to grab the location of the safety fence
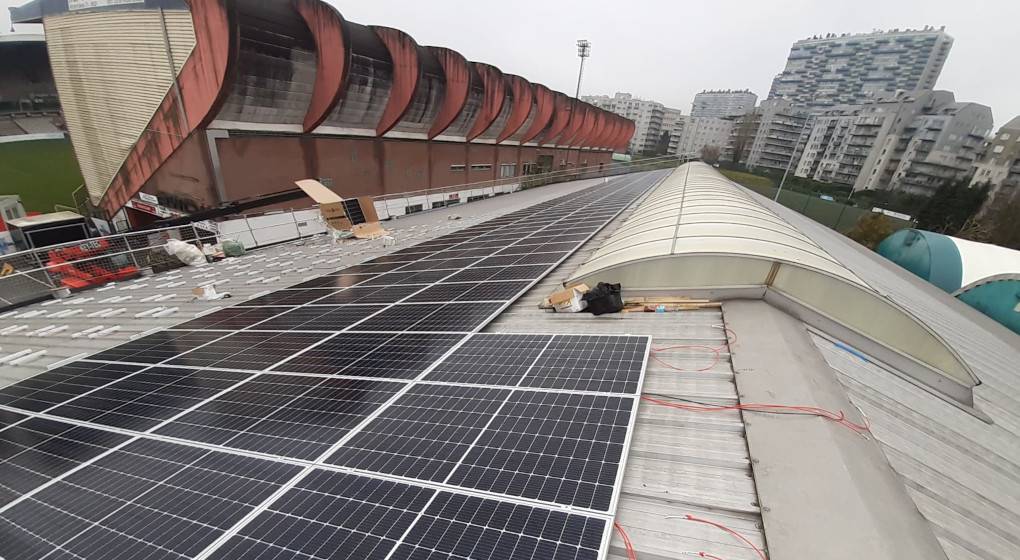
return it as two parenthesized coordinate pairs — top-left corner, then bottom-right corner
(0, 155), (693, 309)
(0, 223), (216, 310)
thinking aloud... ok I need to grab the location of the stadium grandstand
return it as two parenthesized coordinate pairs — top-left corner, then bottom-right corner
(0, 34), (63, 140)
(10, 0), (635, 228)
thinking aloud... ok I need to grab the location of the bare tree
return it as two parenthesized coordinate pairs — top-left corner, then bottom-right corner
(700, 145), (721, 164)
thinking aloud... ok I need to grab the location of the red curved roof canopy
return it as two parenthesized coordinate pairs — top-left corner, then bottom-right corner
(518, 84), (554, 144)
(496, 75), (534, 143)
(540, 93), (572, 145)
(588, 111), (607, 149)
(295, 0), (347, 132)
(466, 63), (505, 141)
(371, 26), (420, 135)
(557, 100), (587, 147)
(426, 46), (470, 139)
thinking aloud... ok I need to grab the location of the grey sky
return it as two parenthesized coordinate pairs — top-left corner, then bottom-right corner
(3, 0), (1018, 127)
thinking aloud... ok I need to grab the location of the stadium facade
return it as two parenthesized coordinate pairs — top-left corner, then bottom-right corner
(10, 0), (634, 223)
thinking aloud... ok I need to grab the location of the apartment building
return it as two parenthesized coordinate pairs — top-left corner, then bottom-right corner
(769, 27), (953, 111)
(691, 89), (757, 118)
(852, 90), (992, 195)
(676, 117), (734, 159)
(584, 92), (681, 155)
(795, 105), (866, 185)
(970, 115), (1020, 210)
(728, 99), (811, 172)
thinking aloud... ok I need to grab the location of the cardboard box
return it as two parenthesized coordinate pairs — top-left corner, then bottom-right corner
(547, 283), (589, 313)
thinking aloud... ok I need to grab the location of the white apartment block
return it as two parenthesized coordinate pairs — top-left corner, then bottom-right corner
(770, 27), (953, 111)
(677, 117), (734, 159)
(691, 89), (757, 118)
(584, 92), (681, 155)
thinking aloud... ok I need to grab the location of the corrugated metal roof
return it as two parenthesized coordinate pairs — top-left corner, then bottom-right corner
(486, 195), (765, 560)
(760, 193), (1020, 560)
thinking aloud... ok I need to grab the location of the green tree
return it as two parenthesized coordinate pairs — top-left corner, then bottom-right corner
(916, 180), (988, 235)
(847, 212), (896, 250)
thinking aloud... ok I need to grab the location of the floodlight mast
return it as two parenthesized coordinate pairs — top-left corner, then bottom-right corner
(575, 39), (591, 99)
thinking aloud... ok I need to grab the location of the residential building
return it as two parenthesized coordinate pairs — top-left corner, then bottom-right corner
(795, 105), (866, 186)
(690, 89), (757, 118)
(584, 92), (682, 155)
(852, 90), (992, 195)
(677, 116), (734, 158)
(769, 27), (953, 111)
(666, 114), (687, 156)
(970, 115), (1020, 211)
(729, 98), (811, 172)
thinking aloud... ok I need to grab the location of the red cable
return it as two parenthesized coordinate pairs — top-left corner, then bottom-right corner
(699, 554), (727, 560)
(613, 521), (638, 560)
(641, 395), (869, 434)
(650, 344), (721, 372)
(683, 515), (767, 560)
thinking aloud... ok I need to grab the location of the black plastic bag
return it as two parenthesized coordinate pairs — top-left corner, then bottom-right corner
(582, 282), (623, 315)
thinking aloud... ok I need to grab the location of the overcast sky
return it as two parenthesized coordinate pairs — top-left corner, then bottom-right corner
(4, 0), (1018, 127)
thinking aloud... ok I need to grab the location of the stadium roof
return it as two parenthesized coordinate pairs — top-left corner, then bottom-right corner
(0, 169), (1018, 560)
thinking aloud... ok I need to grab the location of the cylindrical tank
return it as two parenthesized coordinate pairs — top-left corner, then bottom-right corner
(878, 229), (1020, 335)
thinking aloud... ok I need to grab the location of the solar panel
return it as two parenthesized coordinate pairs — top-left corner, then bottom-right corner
(154, 376), (405, 460)
(249, 305), (386, 332)
(446, 390), (634, 511)
(393, 491), (606, 560)
(521, 335), (648, 394)
(47, 367), (251, 431)
(174, 305), (294, 330)
(0, 171), (665, 560)
(423, 334), (551, 386)
(270, 332), (396, 375)
(309, 285), (422, 305)
(166, 331), (334, 370)
(89, 330), (229, 364)
(208, 470), (434, 560)
(0, 361), (145, 412)
(326, 384), (510, 481)
(0, 438), (301, 559)
(339, 333), (464, 379)
(236, 288), (339, 307)
(0, 418), (131, 507)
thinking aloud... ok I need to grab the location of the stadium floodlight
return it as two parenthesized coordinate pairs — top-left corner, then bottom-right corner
(575, 39), (591, 99)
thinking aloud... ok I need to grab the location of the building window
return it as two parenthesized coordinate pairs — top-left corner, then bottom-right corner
(1001, 133), (1011, 141)
(470, 164), (492, 171)
(499, 163), (516, 177)
(467, 195), (487, 202)
(449, 164), (466, 172)
(405, 204), (423, 214)
(993, 145), (1005, 154)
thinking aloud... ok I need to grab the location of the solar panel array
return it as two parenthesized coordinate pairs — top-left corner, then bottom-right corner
(0, 171), (664, 559)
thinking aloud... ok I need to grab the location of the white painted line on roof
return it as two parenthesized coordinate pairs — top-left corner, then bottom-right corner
(96, 283), (117, 291)
(88, 326), (120, 338)
(124, 283), (148, 290)
(139, 294), (164, 303)
(261, 276), (280, 284)
(153, 294), (177, 302)
(37, 325), (68, 337)
(134, 306), (166, 318)
(40, 298), (61, 306)
(152, 307), (178, 318)
(0, 349), (35, 364)
(71, 326), (105, 338)
(86, 308), (113, 318)
(17, 310), (47, 318)
(62, 297), (93, 305)
(8, 349), (46, 365)
(47, 352), (89, 369)
(26, 325), (57, 337)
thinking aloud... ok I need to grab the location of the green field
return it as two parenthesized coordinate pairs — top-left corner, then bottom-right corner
(0, 138), (84, 212)
(719, 169), (775, 191)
